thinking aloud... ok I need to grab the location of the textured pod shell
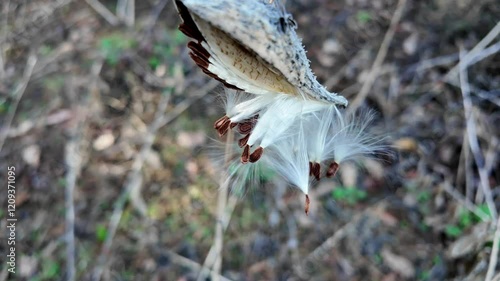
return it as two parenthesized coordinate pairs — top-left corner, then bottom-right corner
(175, 0), (348, 106)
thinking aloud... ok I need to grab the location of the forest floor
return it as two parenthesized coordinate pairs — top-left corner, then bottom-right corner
(0, 0), (499, 280)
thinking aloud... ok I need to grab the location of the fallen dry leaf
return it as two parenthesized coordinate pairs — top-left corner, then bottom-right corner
(446, 222), (491, 259)
(93, 131), (115, 151)
(22, 144), (41, 167)
(393, 137), (418, 152)
(381, 248), (415, 278)
(403, 33), (419, 55)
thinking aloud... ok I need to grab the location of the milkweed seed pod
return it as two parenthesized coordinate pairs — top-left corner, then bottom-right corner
(173, 0), (384, 215)
(174, 0), (348, 106)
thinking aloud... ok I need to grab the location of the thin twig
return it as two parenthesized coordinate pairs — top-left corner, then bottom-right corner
(148, 0), (169, 32)
(442, 182), (491, 222)
(446, 22), (500, 81)
(295, 202), (386, 278)
(0, 52), (37, 154)
(126, 0), (135, 27)
(117, 0), (126, 21)
(159, 80), (219, 127)
(167, 251), (234, 281)
(195, 193), (237, 280)
(408, 53), (460, 75)
(486, 216), (500, 281)
(64, 78), (81, 281)
(197, 131), (236, 281)
(458, 46), (498, 221)
(92, 91), (171, 281)
(1, 109), (74, 139)
(0, 0), (9, 79)
(117, 0), (135, 26)
(212, 132), (234, 281)
(348, 0), (407, 112)
(85, 0), (119, 26)
(464, 41), (500, 67)
(463, 133), (474, 201)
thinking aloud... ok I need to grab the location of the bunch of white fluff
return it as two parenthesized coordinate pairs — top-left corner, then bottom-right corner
(215, 89), (387, 214)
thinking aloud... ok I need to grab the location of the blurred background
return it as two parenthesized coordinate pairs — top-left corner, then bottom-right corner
(0, 0), (499, 280)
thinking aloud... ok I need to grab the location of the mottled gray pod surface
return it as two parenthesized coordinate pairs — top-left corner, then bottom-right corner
(174, 0), (348, 106)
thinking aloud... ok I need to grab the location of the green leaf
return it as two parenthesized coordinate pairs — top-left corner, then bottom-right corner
(474, 204), (492, 221)
(356, 10), (372, 24)
(39, 45), (53, 56)
(458, 208), (473, 228)
(149, 57), (160, 70)
(332, 186), (367, 205)
(96, 224), (108, 242)
(99, 33), (136, 65)
(417, 190), (431, 203)
(444, 224), (462, 238)
(42, 260), (60, 279)
(0, 98), (8, 114)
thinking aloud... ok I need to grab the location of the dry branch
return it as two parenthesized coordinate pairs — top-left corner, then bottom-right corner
(348, 0), (407, 112)
(85, 0), (119, 26)
(458, 46), (498, 221)
(168, 251), (234, 281)
(64, 89), (81, 281)
(446, 22), (500, 81)
(486, 216), (500, 281)
(0, 53), (37, 153)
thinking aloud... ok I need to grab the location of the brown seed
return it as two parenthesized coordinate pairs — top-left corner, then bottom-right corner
(214, 115), (229, 129)
(238, 121), (253, 135)
(214, 116), (231, 137)
(238, 134), (250, 148)
(249, 147), (264, 163)
(305, 194), (310, 216)
(326, 162), (339, 177)
(310, 162), (321, 181)
(241, 145), (250, 164)
(218, 123), (230, 137)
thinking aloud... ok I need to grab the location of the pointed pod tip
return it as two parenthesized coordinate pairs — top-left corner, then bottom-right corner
(305, 194), (310, 216)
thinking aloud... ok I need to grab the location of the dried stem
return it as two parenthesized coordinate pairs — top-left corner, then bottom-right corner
(197, 131), (236, 281)
(168, 251), (233, 281)
(85, 0), (119, 26)
(348, 0), (407, 112)
(212, 132), (233, 280)
(442, 182), (491, 222)
(486, 216), (500, 281)
(64, 81), (81, 281)
(0, 0), (9, 79)
(446, 22), (500, 81)
(295, 202), (387, 278)
(458, 46), (497, 221)
(0, 52), (37, 153)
